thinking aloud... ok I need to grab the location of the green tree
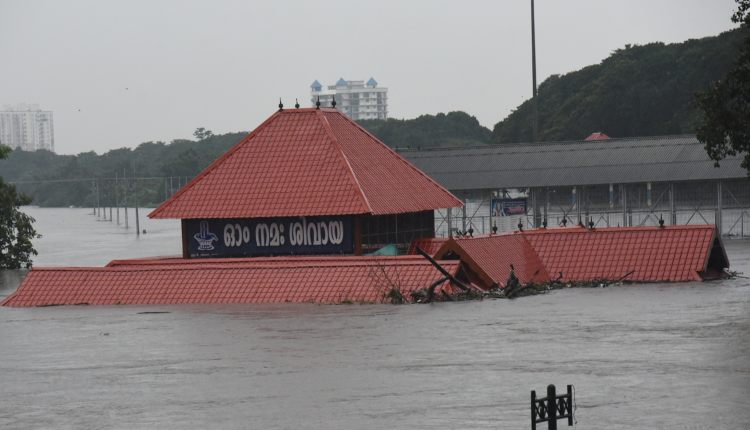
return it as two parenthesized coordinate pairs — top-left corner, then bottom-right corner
(193, 127), (214, 141)
(0, 144), (40, 269)
(696, 0), (750, 173)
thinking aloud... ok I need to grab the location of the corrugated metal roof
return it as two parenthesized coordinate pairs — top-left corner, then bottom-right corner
(401, 135), (748, 190)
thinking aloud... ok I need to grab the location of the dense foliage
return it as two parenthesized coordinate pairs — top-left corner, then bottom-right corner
(492, 29), (748, 143)
(0, 145), (39, 269)
(0, 113), (490, 208)
(697, 0), (750, 174)
(358, 111), (491, 149)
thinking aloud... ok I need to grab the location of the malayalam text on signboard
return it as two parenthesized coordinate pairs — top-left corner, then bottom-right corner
(186, 216), (354, 257)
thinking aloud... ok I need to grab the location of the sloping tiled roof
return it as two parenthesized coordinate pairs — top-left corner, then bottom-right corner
(150, 108), (461, 219)
(435, 235), (550, 287)
(2, 256), (460, 307)
(401, 135), (747, 190)
(431, 224), (727, 286)
(523, 225), (724, 282)
(407, 238), (448, 256)
(584, 132), (610, 141)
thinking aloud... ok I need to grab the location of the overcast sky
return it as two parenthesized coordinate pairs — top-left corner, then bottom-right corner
(0, 0), (740, 154)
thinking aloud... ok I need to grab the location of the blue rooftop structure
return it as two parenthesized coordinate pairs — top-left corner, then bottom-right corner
(310, 80), (322, 91)
(336, 77), (348, 87)
(367, 77), (378, 87)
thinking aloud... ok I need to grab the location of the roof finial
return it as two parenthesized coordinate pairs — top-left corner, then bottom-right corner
(278, 98), (283, 111)
(295, 98), (300, 109)
(331, 95), (337, 108)
(316, 96), (321, 109)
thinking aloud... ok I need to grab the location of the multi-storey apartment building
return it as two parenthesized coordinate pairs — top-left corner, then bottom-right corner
(310, 78), (388, 120)
(0, 104), (55, 152)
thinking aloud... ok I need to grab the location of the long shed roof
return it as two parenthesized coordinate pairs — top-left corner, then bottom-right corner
(401, 135), (748, 190)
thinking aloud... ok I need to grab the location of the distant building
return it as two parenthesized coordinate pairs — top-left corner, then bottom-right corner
(0, 104), (55, 152)
(310, 78), (388, 120)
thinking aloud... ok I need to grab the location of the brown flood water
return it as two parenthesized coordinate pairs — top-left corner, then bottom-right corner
(0, 208), (748, 429)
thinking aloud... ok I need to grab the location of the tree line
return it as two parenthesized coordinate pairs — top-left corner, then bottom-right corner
(1, 28), (747, 208)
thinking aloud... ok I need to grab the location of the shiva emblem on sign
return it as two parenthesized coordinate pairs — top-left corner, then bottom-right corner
(193, 221), (219, 251)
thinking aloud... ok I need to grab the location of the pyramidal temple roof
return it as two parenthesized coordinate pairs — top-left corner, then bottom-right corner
(149, 108), (461, 219)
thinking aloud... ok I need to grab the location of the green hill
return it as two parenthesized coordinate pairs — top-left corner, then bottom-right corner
(358, 111), (491, 149)
(492, 28), (749, 143)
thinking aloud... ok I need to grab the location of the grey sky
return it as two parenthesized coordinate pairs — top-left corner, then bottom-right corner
(0, 0), (739, 154)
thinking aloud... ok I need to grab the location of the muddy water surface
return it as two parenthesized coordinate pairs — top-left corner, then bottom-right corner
(0, 208), (748, 429)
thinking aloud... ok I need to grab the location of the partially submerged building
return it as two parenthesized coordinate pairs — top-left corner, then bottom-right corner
(1, 110), (733, 308)
(149, 107), (461, 257)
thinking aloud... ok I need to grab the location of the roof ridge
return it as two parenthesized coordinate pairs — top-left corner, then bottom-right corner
(315, 109), (374, 214)
(329, 111), (462, 209)
(148, 110), (284, 218)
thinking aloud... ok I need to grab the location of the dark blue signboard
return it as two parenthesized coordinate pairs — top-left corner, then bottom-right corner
(185, 216), (354, 258)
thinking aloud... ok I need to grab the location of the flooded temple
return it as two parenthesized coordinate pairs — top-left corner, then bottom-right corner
(1, 107), (731, 307)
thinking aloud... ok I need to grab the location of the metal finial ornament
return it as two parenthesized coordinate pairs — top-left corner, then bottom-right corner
(278, 98), (283, 111)
(492, 223), (498, 234)
(331, 95), (337, 108)
(542, 220), (548, 228)
(316, 96), (321, 109)
(468, 227), (474, 237)
(588, 220), (594, 229)
(659, 214), (665, 228)
(295, 98), (300, 109)
(517, 219), (523, 231)
(561, 217), (567, 227)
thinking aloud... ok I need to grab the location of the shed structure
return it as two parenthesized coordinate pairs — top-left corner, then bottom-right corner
(401, 135), (750, 238)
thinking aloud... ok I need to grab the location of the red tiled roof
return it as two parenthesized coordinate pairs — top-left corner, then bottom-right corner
(2, 256), (460, 307)
(522, 225), (722, 282)
(435, 235), (550, 287)
(149, 108), (461, 219)
(584, 132), (610, 141)
(431, 225), (726, 287)
(407, 237), (448, 256)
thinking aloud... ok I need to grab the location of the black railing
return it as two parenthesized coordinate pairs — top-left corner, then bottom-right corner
(531, 384), (573, 430)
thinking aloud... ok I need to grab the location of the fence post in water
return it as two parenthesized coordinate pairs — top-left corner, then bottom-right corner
(547, 384), (557, 430)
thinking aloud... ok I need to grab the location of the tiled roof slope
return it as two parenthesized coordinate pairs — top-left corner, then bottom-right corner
(407, 237), (448, 256)
(435, 235), (550, 287)
(430, 225), (727, 287)
(149, 108), (461, 219)
(2, 257), (460, 307)
(523, 225), (724, 282)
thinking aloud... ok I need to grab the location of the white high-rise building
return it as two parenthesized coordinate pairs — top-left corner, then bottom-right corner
(0, 104), (55, 152)
(310, 78), (388, 121)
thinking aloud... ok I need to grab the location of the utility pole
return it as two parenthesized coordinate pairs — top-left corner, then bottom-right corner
(133, 162), (140, 237)
(124, 169), (129, 229)
(531, 0), (539, 143)
(115, 172), (120, 225)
